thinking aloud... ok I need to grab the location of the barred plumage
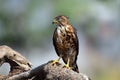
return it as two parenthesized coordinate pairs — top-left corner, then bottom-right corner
(52, 15), (79, 73)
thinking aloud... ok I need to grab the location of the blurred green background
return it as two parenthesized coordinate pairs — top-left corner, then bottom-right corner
(0, 0), (120, 80)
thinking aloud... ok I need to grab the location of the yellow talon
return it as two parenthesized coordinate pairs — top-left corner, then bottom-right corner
(65, 58), (72, 69)
(52, 57), (61, 65)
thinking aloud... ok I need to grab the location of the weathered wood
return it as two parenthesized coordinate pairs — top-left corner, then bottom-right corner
(7, 61), (91, 80)
(0, 45), (32, 79)
(0, 45), (91, 80)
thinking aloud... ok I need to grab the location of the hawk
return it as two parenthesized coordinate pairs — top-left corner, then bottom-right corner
(52, 15), (79, 73)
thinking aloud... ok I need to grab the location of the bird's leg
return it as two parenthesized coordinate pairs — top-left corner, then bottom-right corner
(52, 57), (61, 65)
(65, 58), (72, 69)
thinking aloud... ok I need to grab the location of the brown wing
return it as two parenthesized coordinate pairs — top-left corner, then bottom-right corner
(53, 28), (60, 57)
(69, 27), (79, 73)
(70, 27), (79, 63)
(73, 27), (79, 56)
(71, 28), (79, 64)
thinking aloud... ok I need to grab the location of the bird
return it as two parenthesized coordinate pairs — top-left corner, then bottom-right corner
(52, 15), (79, 73)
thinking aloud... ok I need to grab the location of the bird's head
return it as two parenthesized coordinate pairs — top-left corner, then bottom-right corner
(52, 15), (69, 26)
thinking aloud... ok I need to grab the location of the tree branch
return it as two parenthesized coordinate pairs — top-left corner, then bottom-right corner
(0, 45), (32, 78)
(7, 61), (91, 80)
(0, 45), (91, 80)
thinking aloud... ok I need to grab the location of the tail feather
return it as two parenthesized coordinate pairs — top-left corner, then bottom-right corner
(72, 63), (79, 73)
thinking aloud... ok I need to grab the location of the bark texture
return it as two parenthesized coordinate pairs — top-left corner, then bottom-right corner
(0, 45), (91, 80)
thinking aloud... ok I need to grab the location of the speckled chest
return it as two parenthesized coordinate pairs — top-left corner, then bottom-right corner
(56, 26), (72, 48)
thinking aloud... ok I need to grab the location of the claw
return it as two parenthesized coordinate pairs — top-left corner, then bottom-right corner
(52, 57), (61, 65)
(64, 58), (72, 69)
